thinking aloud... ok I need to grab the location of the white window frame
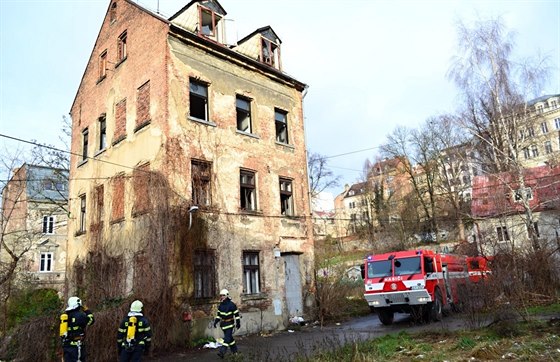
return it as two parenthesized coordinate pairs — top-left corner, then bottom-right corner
(40, 252), (54, 272)
(242, 251), (260, 294)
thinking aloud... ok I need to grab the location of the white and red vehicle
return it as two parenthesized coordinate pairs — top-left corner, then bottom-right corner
(362, 249), (469, 325)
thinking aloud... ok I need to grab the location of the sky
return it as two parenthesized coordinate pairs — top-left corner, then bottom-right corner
(1, 0), (559, 202)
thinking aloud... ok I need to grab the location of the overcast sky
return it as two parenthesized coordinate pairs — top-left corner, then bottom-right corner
(1, 0), (559, 198)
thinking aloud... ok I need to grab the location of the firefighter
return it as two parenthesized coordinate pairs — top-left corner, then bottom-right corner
(60, 296), (95, 362)
(117, 300), (152, 362)
(213, 289), (241, 358)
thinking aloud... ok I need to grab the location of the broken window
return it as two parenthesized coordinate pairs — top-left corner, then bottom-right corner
(496, 226), (509, 242)
(117, 30), (127, 63)
(79, 194), (87, 233)
(40, 252), (53, 272)
(136, 81), (151, 130)
(243, 251), (260, 294)
(279, 178), (294, 216)
(236, 96), (252, 133)
(82, 128), (89, 161)
(240, 169), (256, 211)
(194, 250), (216, 298)
(198, 6), (221, 39)
(275, 109), (288, 144)
(42, 215), (55, 234)
(189, 79), (209, 122)
(261, 37), (279, 67)
(513, 187), (533, 202)
(99, 50), (107, 80)
(98, 115), (107, 151)
(192, 160), (211, 206)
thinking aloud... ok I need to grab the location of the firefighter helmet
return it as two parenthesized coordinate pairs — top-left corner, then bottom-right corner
(67, 296), (82, 310)
(130, 300), (143, 313)
(220, 289), (229, 296)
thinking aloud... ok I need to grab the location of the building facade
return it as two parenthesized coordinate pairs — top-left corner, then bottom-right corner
(68, 0), (313, 339)
(1, 164), (68, 293)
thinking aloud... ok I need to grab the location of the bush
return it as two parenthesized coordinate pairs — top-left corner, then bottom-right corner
(7, 288), (61, 330)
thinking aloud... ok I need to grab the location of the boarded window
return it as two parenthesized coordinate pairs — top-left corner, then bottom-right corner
(114, 99), (126, 143)
(136, 81), (150, 129)
(111, 175), (125, 222)
(133, 163), (151, 215)
(94, 185), (104, 224)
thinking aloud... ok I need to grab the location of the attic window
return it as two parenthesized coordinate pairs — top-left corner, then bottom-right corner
(199, 6), (221, 38)
(261, 38), (279, 67)
(110, 3), (117, 23)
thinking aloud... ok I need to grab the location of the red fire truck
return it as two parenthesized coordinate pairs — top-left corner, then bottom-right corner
(466, 255), (493, 282)
(362, 249), (469, 325)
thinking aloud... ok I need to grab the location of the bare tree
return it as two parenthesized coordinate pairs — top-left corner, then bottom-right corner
(307, 151), (340, 202)
(448, 17), (551, 251)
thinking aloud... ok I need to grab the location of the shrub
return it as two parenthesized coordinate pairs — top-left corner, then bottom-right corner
(7, 288), (61, 330)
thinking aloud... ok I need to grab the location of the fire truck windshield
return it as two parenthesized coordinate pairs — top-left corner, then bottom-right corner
(367, 260), (392, 278)
(394, 257), (421, 276)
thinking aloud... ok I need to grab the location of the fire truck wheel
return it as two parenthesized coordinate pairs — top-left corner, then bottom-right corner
(432, 289), (443, 321)
(377, 308), (394, 325)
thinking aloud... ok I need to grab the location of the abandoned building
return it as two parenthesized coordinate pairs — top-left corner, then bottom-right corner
(1, 164), (68, 293)
(67, 0), (313, 340)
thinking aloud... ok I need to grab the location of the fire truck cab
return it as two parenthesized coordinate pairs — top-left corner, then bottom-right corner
(362, 249), (468, 325)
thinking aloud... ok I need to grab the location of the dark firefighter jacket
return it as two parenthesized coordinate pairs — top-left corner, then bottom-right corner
(61, 307), (94, 346)
(215, 298), (240, 330)
(117, 313), (152, 350)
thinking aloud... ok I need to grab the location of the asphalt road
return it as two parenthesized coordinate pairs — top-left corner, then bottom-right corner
(145, 312), (469, 361)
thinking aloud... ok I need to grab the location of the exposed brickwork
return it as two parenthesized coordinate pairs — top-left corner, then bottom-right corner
(136, 80), (150, 129)
(111, 174), (125, 222)
(114, 98), (127, 143)
(132, 163), (151, 214)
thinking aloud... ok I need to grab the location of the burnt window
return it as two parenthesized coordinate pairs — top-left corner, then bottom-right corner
(98, 115), (107, 150)
(82, 128), (89, 161)
(275, 109), (288, 144)
(189, 79), (208, 122)
(194, 250), (216, 298)
(198, 6), (221, 38)
(236, 96), (252, 133)
(496, 226), (509, 242)
(42, 215), (55, 234)
(243, 251), (260, 294)
(261, 37), (279, 67)
(79, 194), (87, 233)
(99, 50), (107, 80)
(279, 178), (294, 216)
(240, 170), (256, 211)
(117, 31), (127, 63)
(192, 160), (211, 206)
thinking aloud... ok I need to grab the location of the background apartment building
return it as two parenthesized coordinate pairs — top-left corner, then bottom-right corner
(68, 0), (313, 339)
(1, 164), (68, 293)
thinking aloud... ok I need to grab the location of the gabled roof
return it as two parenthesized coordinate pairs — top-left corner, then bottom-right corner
(169, 0), (227, 21)
(237, 26), (282, 46)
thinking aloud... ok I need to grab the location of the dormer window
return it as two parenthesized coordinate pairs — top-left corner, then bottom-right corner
(261, 38), (279, 67)
(199, 6), (221, 39)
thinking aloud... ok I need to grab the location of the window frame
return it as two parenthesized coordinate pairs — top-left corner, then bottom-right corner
(198, 5), (222, 38)
(242, 251), (260, 295)
(98, 115), (107, 151)
(39, 252), (54, 272)
(240, 169), (257, 212)
(496, 226), (509, 242)
(42, 215), (55, 234)
(99, 50), (107, 80)
(117, 30), (127, 63)
(81, 128), (89, 161)
(236, 95), (252, 133)
(191, 160), (212, 207)
(541, 121), (549, 134)
(189, 78), (209, 122)
(261, 37), (279, 67)
(274, 108), (288, 144)
(79, 194), (87, 233)
(193, 249), (216, 299)
(279, 177), (294, 216)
